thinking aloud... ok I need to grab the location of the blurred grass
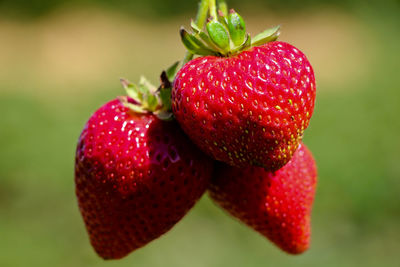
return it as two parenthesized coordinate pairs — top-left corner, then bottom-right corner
(0, 2), (399, 267)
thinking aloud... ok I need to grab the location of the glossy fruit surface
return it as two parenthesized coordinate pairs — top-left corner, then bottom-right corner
(75, 99), (213, 259)
(173, 41), (316, 170)
(209, 143), (317, 254)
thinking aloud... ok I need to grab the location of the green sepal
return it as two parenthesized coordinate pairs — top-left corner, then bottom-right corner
(231, 33), (251, 54)
(180, 27), (216, 56)
(186, 30), (214, 51)
(158, 87), (172, 112)
(190, 20), (221, 52)
(217, 11), (229, 28)
(251, 25), (280, 47)
(165, 61), (180, 82)
(144, 90), (158, 111)
(158, 71), (172, 109)
(227, 9), (246, 46)
(197, 31), (222, 54)
(139, 76), (157, 94)
(118, 96), (147, 114)
(119, 73), (174, 121)
(120, 77), (159, 112)
(190, 20), (201, 34)
(154, 71), (174, 121)
(138, 76), (158, 111)
(179, 2), (281, 58)
(120, 78), (143, 104)
(206, 20), (230, 51)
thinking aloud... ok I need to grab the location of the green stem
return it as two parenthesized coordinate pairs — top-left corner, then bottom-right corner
(218, 0), (228, 16)
(209, 0), (218, 20)
(182, 0), (210, 65)
(195, 0), (210, 32)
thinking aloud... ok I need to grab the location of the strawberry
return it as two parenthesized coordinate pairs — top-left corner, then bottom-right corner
(75, 77), (213, 259)
(209, 143), (317, 254)
(172, 8), (316, 170)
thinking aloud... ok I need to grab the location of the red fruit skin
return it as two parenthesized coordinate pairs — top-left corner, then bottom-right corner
(172, 41), (316, 170)
(209, 143), (317, 254)
(75, 99), (213, 259)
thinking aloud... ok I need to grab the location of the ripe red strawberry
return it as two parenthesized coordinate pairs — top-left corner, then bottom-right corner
(75, 98), (213, 259)
(172, 41), (316, 170)
(209, 143), (317, 254)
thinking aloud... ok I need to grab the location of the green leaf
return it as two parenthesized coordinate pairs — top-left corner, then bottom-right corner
(120, 78), (131, 89)
(145, 92), (158, 111)
(158, 87), (172, 111)
(118, 96), (146, 114)
(197, 31), (221, 52)
(125, 85), (141, 102)
(190, 20), (201, 33)
(165, 61), (180, 82)
(231, 33), (251, 54)
(206, 20), (230, 51)
(139, 76), (157, 94)
(180, 27), (216, 56)
(227, 10), (246, 47)
(187, 32), (213, 51)
(120, 76), (161, 114)
(134, 77), (156, 111)
(251, 25), (281, 47)
(154, 74), (173, 120)
(120, 78), (143, 104)
(217, 11), (229, 28)
(125, 102), (147, 114)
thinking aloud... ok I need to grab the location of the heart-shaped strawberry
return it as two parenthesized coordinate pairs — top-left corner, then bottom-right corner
(173, 41), (316, 170)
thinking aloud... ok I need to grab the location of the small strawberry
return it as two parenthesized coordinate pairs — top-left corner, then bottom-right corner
(209, 143), (317, 254)
(75, 77), (213, 259)
(172, 8), (316, 170)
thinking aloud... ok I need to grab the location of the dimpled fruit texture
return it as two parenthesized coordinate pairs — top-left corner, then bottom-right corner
(75, 99), (213, 259)
(209, 143), (317, 254)
(172, 41), (316, 170)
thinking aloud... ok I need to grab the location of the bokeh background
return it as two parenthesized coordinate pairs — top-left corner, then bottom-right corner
(0, 0), (399, 266)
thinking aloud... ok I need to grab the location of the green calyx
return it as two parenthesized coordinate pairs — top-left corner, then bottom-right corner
(180, 0), (280, 57)
(119, 62), (178, 121)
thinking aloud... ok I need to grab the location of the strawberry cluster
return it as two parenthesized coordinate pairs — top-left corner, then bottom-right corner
(74, 0), (317, 260)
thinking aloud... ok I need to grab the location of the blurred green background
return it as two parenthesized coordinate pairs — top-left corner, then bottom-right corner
(0, 0), (399, 266)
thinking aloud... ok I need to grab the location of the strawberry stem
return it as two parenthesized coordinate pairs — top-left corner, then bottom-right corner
(196, 0), (210, 32)
(179, 0), (281, 58)
(182, 0), (210, 65)
(209, 0), (218, 20)
(218, 0), (228, 17)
